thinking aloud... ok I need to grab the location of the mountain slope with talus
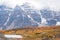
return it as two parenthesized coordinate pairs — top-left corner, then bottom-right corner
(0, 3), (60, 30)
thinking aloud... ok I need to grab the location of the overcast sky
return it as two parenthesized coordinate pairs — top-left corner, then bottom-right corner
(0, 0), (60, 10)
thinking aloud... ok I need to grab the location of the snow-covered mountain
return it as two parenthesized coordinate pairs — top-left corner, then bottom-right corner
(0, 3), (60, 30)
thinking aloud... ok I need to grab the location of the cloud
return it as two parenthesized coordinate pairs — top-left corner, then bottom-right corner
(0, 0), (27, 8)
(0, 0), (60, 10)
(36, 0), (60, 10)
(0, 0), (44, 9)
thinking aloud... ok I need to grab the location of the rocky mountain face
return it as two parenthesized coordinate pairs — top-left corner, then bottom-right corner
(0, 3), (60, 30)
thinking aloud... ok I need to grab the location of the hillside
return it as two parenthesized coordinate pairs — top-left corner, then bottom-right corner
(0, 26), (60, 40)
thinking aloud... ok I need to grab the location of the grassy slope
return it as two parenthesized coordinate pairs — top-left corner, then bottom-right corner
(0, 26), (60, 40)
